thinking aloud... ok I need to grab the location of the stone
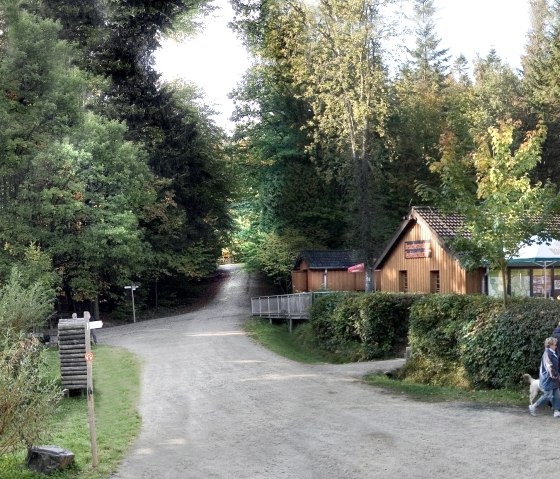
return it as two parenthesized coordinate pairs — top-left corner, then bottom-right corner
(26, 445), (75, 474)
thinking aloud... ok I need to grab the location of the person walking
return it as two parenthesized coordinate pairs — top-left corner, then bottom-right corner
(552, 321), (560, 355)
(529, 337), (560, 417)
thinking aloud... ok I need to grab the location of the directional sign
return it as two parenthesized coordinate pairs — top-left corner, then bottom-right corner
(87, 321), (103, 330)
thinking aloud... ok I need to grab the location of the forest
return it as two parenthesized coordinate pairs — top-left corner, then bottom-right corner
(1, 0), (560, 312)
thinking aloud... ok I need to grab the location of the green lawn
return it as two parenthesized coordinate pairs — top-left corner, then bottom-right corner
(0, 344), (142, 479)
(243, 317), (339, 363)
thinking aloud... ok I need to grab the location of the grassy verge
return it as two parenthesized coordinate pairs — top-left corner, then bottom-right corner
(243, 317), (337, 363)
(363, 373), (527, 406)
(244, 317), (527, 407)
(0, 344), (142, 479)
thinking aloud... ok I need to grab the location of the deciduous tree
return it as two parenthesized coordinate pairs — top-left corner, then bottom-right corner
(429, 120), (556, 306)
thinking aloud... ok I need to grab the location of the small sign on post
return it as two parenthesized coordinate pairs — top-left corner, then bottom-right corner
(83, 311), (100, 468)
(124, 285), (138, 323)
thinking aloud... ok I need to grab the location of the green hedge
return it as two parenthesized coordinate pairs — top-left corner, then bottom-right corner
(461, 298), (558, 388)
(308, 292), (418, 360)
(309, 292), (560, 390)
(405, 295), (560, 389)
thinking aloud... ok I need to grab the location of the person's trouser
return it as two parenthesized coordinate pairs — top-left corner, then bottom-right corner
(534, 387), (560, 410)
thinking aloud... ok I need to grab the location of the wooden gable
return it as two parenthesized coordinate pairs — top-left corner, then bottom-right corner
(374, 208), (483, 294)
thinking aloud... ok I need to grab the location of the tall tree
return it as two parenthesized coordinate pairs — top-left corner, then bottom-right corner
(0, 0), (161, 307)
(428, 120), (556, 306)
(42, 0), (234, 284)
(522, 0), (560, 184)
(407, 0), (449, 85)
(386, 0), (449, 231)
(276, 0), (394, 289)
(229, 1), (351, 287)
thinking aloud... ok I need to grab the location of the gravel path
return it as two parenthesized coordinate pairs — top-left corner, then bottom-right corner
(100, 264), (553, 479)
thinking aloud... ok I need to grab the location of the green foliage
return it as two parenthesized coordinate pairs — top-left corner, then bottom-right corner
(1, 344), (141, 478)
(0, 268), (53, 334)
(355, 293), (417, 358)
(307, 292), (349, 344)
(461, 298), (557, 388)
(408, 294), (495, 361)
(428, 120), (555, 305)
(404, 294), (560, 390)
(0, 337), (62, 455)
(405, 294), (497, 387)
(309, 292), (417, 360)
(0, 269), (60, 455)
(242, 229), (314, 291)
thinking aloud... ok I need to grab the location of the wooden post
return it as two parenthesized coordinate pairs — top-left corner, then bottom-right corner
(84, 311), (98, 468)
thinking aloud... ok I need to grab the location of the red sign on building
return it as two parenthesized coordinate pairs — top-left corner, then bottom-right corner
(404, 240), (431, 259)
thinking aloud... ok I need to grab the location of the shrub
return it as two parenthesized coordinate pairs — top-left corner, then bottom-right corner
(461, 298), (558, 389)
(309, 292), (418, 360)
(408, 294), (495, 362)
(405, 294), (560, 390)
(0, 268), (61, 454)
(355, 293), (418, 359)
(0, 337), (62, 455)
(308, 292), (350, 344)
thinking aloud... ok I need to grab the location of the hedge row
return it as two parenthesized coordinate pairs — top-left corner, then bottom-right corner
(308, 292), (418, 361)
(406, 294), (560, 389)
(309, 292), (560, 390)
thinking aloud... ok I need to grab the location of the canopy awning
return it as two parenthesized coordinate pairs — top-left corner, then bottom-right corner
(508, 236), (560, 267)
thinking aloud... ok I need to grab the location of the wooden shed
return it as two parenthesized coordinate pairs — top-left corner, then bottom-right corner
(292, 250), (366, 292)
(373, 206), (485, 294)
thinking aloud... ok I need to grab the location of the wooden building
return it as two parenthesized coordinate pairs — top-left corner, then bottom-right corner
(373, 206), (485, 294)
(292, 250), (366, 292)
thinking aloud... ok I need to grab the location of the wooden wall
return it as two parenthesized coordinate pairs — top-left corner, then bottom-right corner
(292, 271), (308, 292)
(292, 259), (366, 292)
(305, 270), (365, 292)
(376, 222), (483, 294)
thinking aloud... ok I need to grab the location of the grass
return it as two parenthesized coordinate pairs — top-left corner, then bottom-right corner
(363, 373), (527, 406)
(244, 317), (528, 407)
(243, 317), (339, 363)
(0, 344), (142, 479)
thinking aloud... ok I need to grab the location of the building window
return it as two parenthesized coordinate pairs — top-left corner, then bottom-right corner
(430, 270), (440, 293)
(399, 270), (408, 293)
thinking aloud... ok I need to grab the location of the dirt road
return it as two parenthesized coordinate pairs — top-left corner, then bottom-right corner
(100, 264), (552, 479)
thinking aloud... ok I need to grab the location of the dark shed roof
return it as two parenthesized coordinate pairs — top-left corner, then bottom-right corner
(294, 250), (364, 270)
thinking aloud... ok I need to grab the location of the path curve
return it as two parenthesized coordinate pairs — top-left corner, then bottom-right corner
(100, 264), (553, 479)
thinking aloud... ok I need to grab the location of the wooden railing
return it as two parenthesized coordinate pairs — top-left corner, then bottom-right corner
(251, 292), (333, 331)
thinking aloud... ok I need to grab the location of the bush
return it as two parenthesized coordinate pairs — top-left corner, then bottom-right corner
(461, 298), (558, 389)
(308, 292), (350, 344)
(355, 293), (417, 358)
(405, 294), (560, 390)
(309, 292), (418, 360)
(408, 294), (495, 362)
(0, 337), (62, 455)
(0, 268), (61, 454)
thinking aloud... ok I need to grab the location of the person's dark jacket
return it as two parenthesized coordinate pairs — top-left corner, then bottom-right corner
(539, 347), (560, 391)
(553, 326), (560, 355)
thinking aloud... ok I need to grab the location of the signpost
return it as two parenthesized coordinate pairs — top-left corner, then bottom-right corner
(124, 285), (138, 323)
(83, 311), (103, 468)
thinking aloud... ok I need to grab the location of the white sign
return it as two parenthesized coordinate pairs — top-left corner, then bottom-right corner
(87, 321), (103, 330)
